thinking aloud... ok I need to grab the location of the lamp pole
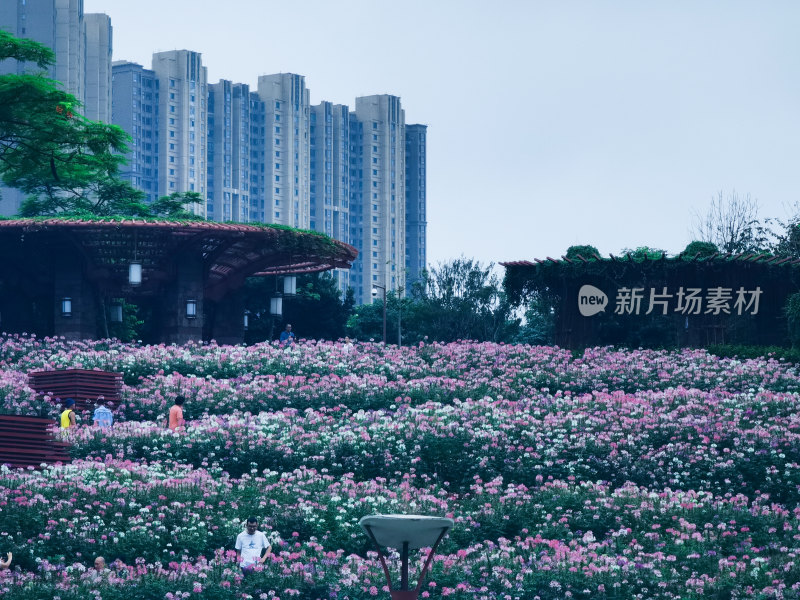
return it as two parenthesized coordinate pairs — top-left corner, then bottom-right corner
(372, 284), (386, 344)
(397, 285), (404, 347)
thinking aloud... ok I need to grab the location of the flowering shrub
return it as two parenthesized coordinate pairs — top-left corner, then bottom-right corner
(1, 334), (800, 598)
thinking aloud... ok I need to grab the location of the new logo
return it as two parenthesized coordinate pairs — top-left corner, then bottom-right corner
(578, 285), (608, 317)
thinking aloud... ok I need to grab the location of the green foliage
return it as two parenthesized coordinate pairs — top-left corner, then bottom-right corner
(108, 300), (144, 343)
(565, 244), (600, 260)
(682, 240), (719, 257)
(785, 292), (800, 349)
(619, 246), (666, 261)
(244, 273), (355, 343)
(149, 192), (205, 220)
(0, 29), (54, 67)
(348, 258), (520, 344)
(515, 294), (555, 345)
(771, 217), (800, 258)
(707, 343), (800, 363)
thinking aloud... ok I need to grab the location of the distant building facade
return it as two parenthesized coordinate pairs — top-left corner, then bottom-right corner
(310, 102), (351, 291)
(207, 80), (251, 222)
(349, 95), (406, 305)
(111, 61), (160, 204)
(83, 13), (112, 122)
(404, 124), (427, 289)
(151, 50), (208, 217)
(254, 74), (310, 229)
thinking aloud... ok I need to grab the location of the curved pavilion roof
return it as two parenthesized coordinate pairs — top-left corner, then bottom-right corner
(0, 218), (357, 301)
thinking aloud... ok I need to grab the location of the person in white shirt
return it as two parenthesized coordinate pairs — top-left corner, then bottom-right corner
(234, 517), (271, 570)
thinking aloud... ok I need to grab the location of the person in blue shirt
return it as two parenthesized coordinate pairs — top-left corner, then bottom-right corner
(279, 324), (296, 346)
(92, 398), (113, 428)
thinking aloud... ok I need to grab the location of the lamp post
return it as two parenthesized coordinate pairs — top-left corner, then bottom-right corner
(371, 284), (386, 344)
(359, 514), (454, 599)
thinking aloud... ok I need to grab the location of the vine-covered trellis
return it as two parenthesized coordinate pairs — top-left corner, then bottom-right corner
(503, 253), (800, 349)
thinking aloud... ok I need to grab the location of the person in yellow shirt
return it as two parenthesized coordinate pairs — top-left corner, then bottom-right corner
(60, 398), (77, 428)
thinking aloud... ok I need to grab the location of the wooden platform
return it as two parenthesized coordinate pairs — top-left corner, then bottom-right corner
(0, 415), (71, 468)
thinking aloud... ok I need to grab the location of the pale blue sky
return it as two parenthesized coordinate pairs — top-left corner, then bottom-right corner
(85, 0), (800, 265)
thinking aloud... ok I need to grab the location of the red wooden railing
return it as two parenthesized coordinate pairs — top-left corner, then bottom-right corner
(0, 415), (71, 468)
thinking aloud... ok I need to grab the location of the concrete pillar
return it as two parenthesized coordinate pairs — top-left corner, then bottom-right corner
(161, 252), (204, 344)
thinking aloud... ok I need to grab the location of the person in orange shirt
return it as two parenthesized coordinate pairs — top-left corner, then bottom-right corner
(168, 395), (186, 431)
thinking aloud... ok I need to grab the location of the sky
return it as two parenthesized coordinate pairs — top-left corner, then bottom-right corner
(84, 0), (800, 267)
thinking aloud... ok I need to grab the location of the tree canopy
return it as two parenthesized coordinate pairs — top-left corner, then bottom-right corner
(0, 30), (199, 219)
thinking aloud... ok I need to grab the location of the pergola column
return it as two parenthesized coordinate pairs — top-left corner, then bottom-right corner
(161, 251), (204, 344)
(210, 289), (245, 345)
(53, 251), (97, 340)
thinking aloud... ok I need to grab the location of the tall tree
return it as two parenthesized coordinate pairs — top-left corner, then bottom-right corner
(0, 30), (148, 217)
(349, 258), (519, 344)
(691, 190), (773, 253)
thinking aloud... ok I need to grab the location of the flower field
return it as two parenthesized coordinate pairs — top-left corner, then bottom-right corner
(1, 335), (800, 598)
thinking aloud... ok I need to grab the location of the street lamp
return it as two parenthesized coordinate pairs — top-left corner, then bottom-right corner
(359, 514), (454, 599)
(371, 284), (386, 344)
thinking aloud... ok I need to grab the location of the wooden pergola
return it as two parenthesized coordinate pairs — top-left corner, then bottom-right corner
(502, 252), (800, 349)
(0, 217), (357, 343)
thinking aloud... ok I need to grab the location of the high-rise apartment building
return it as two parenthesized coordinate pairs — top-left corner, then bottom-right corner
(207, 80), (251, 222)
(83, 13), (112, 122)
(349, 95), (406, 305)
(255, 74), (310, 228)
(248, 93), (267, 222)
(111, 61), (159, 204)
(404, 124), (427, 289)
(310, 102), (351, 291)
(152, 50), (207, 217)
(0, 0), (84, 100)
